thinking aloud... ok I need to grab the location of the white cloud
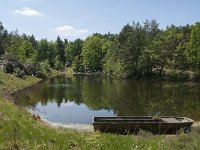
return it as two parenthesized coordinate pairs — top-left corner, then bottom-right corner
(14, 7), (43, 17)
(55, 25), (88, 37)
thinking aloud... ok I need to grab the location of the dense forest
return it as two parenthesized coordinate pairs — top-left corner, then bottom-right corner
(1, 20), (200, 80)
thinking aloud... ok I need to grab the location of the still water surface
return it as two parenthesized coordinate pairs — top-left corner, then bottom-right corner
(15, 75), (200, 124)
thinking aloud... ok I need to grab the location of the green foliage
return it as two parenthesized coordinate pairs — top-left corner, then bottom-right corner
(26, 50), (38, 64)
(186, 22), (200, 71)
(103, 43), (125, 78)
(82, 35), (108, 72)
(72, 56), (84, 72)
(37, 39), (49, 61)
(1, 20), (200, 79)
(56, 36), (65, 65)
(104, 20), (193, 79)
(104, 21), (156, 78)
(54, 55), (64, 70)
(0, 22), (6, 55)
(38, 59), (51, 75)
(65, 38), (83, 66)
(5, 31), (22, 57)
(18, 40), (35, 63)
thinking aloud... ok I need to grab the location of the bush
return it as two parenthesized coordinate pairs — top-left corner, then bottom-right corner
(3, 58), (47, 79)
(3, 61), (14, 73)
(34, 71), (47, 79)
(38, 60), (51, 75)
(54, 56), (64, 70)
(72, 56), (84, 72)
(23, 64), (37, 76)
(3, 59), (26, 78)
(14, 67), (26, 78)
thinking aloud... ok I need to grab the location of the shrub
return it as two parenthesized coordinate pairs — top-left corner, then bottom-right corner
(13, 67), (25, 78)
(38, 60), (51, 75)
(54, 56), (64, 70)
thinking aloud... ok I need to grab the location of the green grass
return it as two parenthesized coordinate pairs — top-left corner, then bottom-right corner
(0, 71), (41, 94)
(0, 70), (200, 149)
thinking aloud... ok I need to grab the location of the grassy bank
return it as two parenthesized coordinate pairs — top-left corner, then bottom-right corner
(0, 71), (200, 149)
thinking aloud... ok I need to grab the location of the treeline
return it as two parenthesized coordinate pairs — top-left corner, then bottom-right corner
(0, 20), (200, 79)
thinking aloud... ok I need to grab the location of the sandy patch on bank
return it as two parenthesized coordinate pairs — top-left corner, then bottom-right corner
(40, 117), (94, 132)
(192, 121), (200, 127)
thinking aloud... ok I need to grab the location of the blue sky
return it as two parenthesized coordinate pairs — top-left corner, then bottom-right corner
(0, 0), (200, 41)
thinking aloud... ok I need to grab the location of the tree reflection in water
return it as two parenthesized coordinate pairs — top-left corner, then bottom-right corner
(14, 75), (200, 123)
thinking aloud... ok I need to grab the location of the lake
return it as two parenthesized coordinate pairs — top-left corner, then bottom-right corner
(14, 75), (200, 125)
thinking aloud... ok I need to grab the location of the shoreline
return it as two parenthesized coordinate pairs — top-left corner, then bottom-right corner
(10, 71), (200, 132)
(68, 70), (200, 83)
(1, 70), (200, 149)
(40, 118), (93, 132)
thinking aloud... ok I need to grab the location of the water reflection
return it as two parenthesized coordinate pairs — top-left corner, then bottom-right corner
(15, 75), (200, 124)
